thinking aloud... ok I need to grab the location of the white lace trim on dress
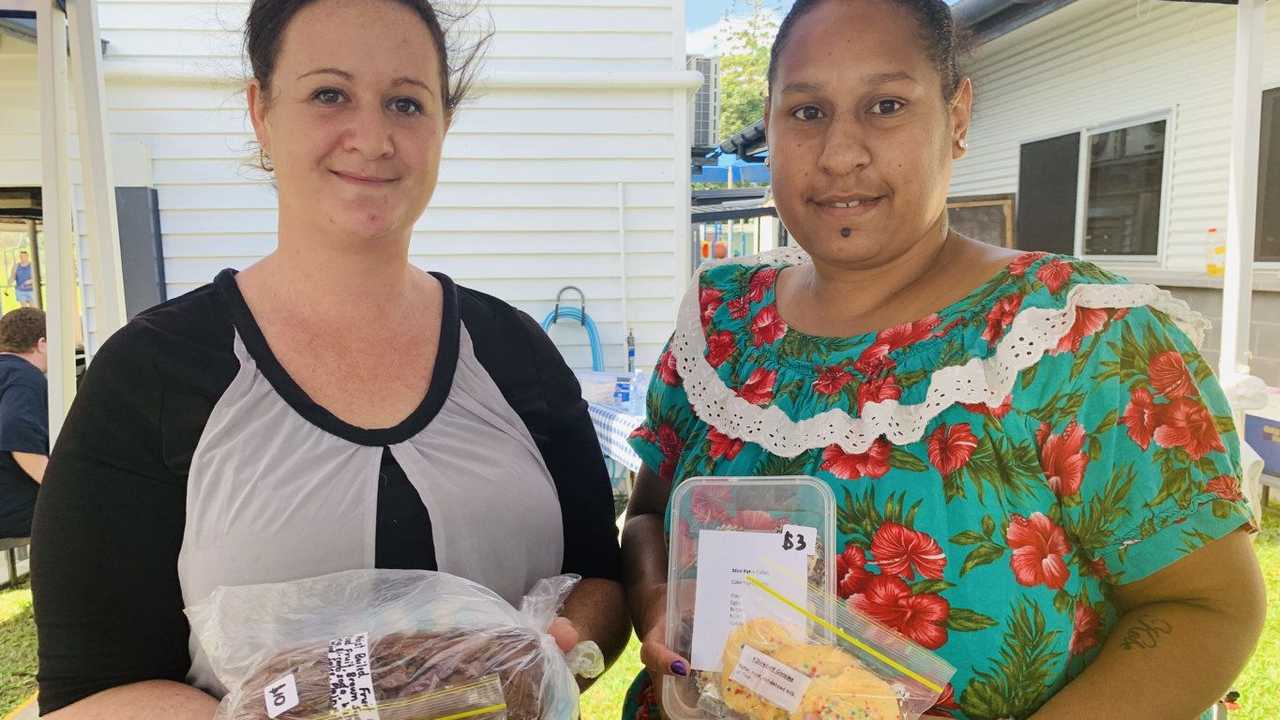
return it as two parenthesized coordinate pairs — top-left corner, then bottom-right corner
(673, 248), (1209, 457)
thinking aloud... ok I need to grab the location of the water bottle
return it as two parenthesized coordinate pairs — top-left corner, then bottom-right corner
(1205, 228), (1225, 278)
(628, 371), (649, 416)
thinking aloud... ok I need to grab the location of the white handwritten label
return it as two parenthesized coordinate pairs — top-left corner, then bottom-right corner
(327, 632), (380, 720)
(263, 673), (299, 719)
(728, 645), (812, 713)
(781, 525), (817, 556)
(689, 530), (808, 671)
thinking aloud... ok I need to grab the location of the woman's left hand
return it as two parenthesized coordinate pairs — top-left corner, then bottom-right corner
(548, 616), (582, 653)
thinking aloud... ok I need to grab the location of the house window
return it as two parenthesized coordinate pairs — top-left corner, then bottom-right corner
(1258, 87), (1280, 262)
(1083, 120), (1167, 257)
(1016, 133), (1080, 255)
(1015, 117), (1169, 259)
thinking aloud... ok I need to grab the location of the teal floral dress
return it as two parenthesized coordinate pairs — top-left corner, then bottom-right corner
(621, 249), (1254, 720)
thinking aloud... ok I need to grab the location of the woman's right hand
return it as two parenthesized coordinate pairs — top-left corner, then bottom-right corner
(636, 588), (689, 720)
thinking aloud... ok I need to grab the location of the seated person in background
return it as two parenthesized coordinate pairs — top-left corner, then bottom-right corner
(0, 307), (48, 539)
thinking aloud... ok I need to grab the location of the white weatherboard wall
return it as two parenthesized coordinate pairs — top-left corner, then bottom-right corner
(951, 0), (1280, 276)
(1, 0), (695, 369)
(0, 33), (40, 186)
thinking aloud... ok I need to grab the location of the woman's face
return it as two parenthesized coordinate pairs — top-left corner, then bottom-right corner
(248, 0), (447, 243)
(766, 0), (971, 267)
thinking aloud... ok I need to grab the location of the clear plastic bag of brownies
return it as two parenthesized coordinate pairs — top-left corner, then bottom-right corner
(664, 476), (956, 720)
(185, 569), (605, 720)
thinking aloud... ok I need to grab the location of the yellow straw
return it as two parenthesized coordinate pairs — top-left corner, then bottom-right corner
(745, 574), (944, 693)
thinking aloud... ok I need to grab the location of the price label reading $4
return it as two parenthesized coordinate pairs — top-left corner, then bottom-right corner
(781, 525), (817, 556)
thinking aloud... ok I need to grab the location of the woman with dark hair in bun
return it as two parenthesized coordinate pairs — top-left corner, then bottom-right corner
(31, 1), (629, 717)
(621, 1), (1264, 718)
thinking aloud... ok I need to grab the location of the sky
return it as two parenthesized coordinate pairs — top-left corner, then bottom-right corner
(687, 0), (961, 56)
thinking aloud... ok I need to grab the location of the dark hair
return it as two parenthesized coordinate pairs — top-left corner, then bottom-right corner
(768, 0), (968, 101)
(245, 0), (488, 170)
(0, 308), (45, 353)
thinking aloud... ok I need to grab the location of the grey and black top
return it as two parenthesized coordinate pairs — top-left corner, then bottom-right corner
(30, 270), (621, 714)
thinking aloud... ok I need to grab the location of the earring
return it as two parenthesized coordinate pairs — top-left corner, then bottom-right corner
(958, 138), (969, 150)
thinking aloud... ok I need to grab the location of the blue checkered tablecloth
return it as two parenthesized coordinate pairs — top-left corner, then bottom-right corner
(588, 402), (646, 473)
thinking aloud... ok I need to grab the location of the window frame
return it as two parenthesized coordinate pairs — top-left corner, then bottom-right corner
(1256, 83), (1280, 266)
(1075, 111), (1175, 265)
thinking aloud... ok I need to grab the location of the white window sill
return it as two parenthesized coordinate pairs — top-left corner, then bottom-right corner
(1096, 263), (1280, 292)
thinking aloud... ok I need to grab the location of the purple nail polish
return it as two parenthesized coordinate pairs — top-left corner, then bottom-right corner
(671, 660), (688, 677)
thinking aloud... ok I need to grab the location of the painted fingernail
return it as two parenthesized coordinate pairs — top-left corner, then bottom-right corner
(671, 660), (688, 676)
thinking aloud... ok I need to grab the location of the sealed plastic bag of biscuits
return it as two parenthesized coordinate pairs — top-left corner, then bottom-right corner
(712, 577), (956, 720)
(184, 569), (605, 720)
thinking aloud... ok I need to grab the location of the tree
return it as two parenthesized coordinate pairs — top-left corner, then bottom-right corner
(716, 0), (778, 141)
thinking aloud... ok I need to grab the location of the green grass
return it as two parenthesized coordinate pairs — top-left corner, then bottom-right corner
(581, 634), (642, 719)
(0, 577), (36, 717)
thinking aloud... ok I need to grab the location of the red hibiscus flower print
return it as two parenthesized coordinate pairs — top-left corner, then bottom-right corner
(876, 314), (941, 352)
(1036, 259), (1074, 294)
(691, 484), (732, 525)
(1153, 396), (1225, 460)
(837, 544), (873, 598)
(657, 349), (680, 386)
(1037, 420), (1089, 498)
(636, 680), (659, 718)
(1053, 306), (1109, 354)
(690, 487), (729, 525)
(813, 366), (855, 396)
(706, 330), (736, 368)
(857, 375), (902, 413)
(820, 438), (892, 480)
(962, 395), (1013, 420)
(1207, 475), (1245, 502)
(707, 428), (745, 462)
(737, 368), (777, 406)
(747, 266), (780, 303)
(1007, 512), (1072, 590)
(656, 425), (684, 480)
(730, 509), (782, 532)
(699, 286), (723, 328)
(630, 425), (657, 446)
(924, 683), (960, 717)
(1085, 557), (1110, 581)
(1069, 603), (1102, 656)
(675, 517), (696, 568)
(850, 575), (950, 650)
(854, 344), (895, 378)
(1120, 386), (1160, 451)
(927, 423), (978, 476)
(1009, 251), (1048, 277)
(982, 293), (1024, 345)
(871, 522), (946, 580)
(750, 304), (788, 347)
(1149, 351), (1196, 399)
(727, 296), (751, 320)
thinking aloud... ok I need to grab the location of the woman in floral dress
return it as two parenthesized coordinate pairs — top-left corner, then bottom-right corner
(619, 1), (1265, 719)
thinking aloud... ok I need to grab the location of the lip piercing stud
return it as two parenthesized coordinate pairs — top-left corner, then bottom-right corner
(841, 228), (853, 238)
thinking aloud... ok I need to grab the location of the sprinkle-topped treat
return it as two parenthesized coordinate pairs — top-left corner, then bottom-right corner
(720, 618), (901, 720)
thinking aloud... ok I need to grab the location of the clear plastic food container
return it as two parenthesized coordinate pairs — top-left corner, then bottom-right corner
(663, 476), (954, 720)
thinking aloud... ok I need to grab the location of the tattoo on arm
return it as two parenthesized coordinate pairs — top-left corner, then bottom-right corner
(1120, 613), (1173, 650)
